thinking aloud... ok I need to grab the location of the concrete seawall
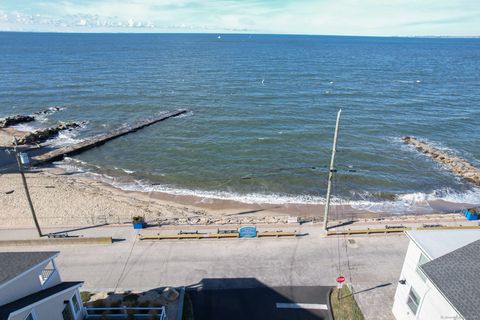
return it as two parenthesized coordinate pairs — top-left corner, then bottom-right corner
(32, 109), (187, 165)
(0, 237), (113, 246)
(403, 136), (480, 186)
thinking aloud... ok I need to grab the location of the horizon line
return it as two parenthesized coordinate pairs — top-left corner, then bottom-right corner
(0, 30), (479, 39)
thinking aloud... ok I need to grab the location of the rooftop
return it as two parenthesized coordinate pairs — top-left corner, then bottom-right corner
(405, 229), (480, 259)
(0, 251), (59, 286)
(420, 240), (480, 320)
(0, 281), (82, 319)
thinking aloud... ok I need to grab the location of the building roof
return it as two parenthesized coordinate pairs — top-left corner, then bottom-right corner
(405, 229), (480, 259)
(420, 240), (480, 320)
(0, 252), (59, 286)
(0, 281), (82, 319)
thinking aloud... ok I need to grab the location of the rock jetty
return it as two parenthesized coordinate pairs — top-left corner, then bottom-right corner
(403, 136), (480, 186)
(0, 115), (35, 128)
(0, 107), (64, 129)
(17, 122), (81, 145)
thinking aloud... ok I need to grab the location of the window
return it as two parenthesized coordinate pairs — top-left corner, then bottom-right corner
(416, 253), (429, 282)
(62, 304), (74, 320)
(72, 294), (80, 313)
(38, 260), (56, 286)
(24, 313), (34, 320)
(407, 287), (420, 314)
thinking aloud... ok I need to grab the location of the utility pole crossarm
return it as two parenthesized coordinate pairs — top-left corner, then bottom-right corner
(323, 109), (342, 231)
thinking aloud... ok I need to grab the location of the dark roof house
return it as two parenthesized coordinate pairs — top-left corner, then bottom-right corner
(0, 251), (84, 320)
(421, 240), (480, 320)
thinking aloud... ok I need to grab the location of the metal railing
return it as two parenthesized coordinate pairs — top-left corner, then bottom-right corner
(39, 268), (55, 285)
(84, 306), (166, 320)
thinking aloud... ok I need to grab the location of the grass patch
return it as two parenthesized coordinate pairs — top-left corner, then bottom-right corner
(330, 285), (365, 320)
(80, 291), (92, 303)
(182, 292), (194, 320)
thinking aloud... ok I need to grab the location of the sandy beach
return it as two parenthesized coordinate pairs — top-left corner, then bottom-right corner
(0, 168), (316, 228)
(0, 164), (469, 229)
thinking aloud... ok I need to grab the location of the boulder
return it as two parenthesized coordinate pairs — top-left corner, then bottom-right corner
(17, 122), (81, 145)
(0, 115), (35, 128)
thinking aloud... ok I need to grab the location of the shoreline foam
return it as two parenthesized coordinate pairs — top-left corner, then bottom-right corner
(1, 164), (477, 229)
(54, 157), (480, 215)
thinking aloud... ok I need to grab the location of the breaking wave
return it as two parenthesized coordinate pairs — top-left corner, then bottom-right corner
(52, 157), (480, 213)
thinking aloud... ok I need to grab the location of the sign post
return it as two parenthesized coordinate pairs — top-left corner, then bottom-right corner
(336, 276), (346, 299)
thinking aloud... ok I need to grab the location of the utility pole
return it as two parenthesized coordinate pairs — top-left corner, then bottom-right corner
(13, 136), (43, 237)
(323, 109), (342, 231)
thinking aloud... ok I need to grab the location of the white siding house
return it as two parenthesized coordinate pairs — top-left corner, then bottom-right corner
(392, 230), (480, 320)
(0, 251), (84, 320)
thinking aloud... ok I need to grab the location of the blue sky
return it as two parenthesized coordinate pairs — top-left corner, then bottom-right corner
(0, 0), (479, 36)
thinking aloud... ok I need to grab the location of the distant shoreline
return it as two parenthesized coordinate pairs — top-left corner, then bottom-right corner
(0, 31), (479, 39)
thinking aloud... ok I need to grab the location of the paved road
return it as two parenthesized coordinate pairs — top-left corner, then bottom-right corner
(0, 224), (408, 319)
(188, 285), (332, 320)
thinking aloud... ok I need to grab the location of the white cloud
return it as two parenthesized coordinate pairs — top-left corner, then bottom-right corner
(0, 0), (479, 35)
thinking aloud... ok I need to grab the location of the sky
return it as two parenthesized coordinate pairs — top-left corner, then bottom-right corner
(0, 0), (479, 36)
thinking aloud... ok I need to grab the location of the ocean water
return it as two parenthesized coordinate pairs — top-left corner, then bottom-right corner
(1, 32), (480, 212)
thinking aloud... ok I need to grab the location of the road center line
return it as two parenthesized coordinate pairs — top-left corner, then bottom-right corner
(276, 303), (328, 310)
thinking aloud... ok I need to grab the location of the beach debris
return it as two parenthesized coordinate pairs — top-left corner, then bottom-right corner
(0, 115), (35, 128)
(17, 122), (82, 145)
(4, 190), (14, 194)
(403, 136), (480, 186)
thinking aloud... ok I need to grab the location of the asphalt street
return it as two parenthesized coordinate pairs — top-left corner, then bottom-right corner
(0, 225), (409, 319)
(188, 284), (332, 320)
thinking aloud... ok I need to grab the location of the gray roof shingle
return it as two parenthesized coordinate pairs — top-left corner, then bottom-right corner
(0, 252), (59, 286)
(420, 239), (480, 320)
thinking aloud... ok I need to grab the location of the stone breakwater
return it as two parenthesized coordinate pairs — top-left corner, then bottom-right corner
(0, 107), (64, 129)
(403, 136), (480, 186)
(17, 122), (83, 145)
(0, 115), (35, 128)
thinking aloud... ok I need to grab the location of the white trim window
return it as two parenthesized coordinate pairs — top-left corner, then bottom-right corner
(407, 286), (421, 315)
(71, 292), (80, 315)
(38, 260), (56, 286)
(415, 253), (429, 282)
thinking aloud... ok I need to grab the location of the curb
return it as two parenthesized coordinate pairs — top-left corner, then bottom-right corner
(327, 287), (334, 320)
(0, 237), (113, 246)
(176, 286), (186, 320)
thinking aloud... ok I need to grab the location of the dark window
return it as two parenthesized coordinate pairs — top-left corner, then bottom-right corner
(72, 294), (80, 313)
(62, 304), (74, 320)
(24, 313), (34, 320)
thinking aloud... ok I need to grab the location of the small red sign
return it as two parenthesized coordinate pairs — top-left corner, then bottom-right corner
(336, 276), (345, 283)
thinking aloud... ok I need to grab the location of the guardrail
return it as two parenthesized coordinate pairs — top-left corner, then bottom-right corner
(84, 306), (166, 320)
(138, 231), (301, 240)
(326, 225), (480, 236)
